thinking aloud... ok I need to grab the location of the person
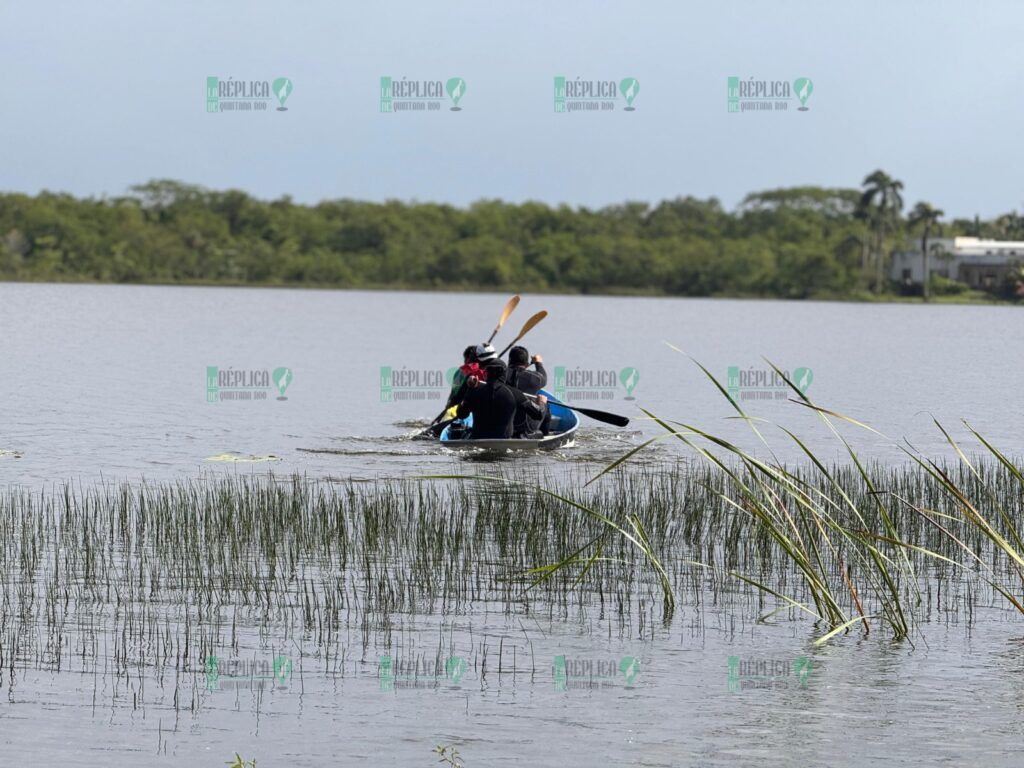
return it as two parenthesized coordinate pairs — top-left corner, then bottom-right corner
(505, 346), (549, 437)
(445, 346), (481, 410)
(457, 358), (546, 440)
(444, 342), (497, 410)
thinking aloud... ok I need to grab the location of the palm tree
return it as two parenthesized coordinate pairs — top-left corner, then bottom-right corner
(995, 211), (1024, 240)
(908, 201), (944, 301)
(858, 170), (905, 292)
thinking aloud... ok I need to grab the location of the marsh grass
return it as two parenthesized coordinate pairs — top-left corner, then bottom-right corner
(2, 360), (1024, 697)
(599, 348), (1024, 643)
(1, 453), (1022, 697)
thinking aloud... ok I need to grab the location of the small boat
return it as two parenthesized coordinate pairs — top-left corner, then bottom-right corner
(439, 389), (579, 451)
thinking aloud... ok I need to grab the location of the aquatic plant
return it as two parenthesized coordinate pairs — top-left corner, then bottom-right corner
(434, 744), (465, 767)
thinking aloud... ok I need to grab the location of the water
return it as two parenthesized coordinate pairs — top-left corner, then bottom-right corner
(2, 282), (1024, 766)
(2, 283), (1022, 485)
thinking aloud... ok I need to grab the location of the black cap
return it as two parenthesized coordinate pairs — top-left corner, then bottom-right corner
(509, 346), (529, 366)
(484, 358), (507, 376)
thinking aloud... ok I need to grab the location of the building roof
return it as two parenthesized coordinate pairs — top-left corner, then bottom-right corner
(898, 237), (1024, 260)
(952, 237), (1024, 256)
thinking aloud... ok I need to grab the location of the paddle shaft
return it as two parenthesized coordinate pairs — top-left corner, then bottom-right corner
(429, 296), (520, 426)
(497, 310), (548, 358)
(424, 385), (628, 438)
(523, 392), (629, 428)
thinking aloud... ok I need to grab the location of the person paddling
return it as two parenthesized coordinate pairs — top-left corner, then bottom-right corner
(457, 358), (547, 440)
(445, 345), (485, 410)
(505, 345), (549, 437)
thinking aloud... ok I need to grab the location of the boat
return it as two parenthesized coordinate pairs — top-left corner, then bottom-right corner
(439, 389), (579, 451)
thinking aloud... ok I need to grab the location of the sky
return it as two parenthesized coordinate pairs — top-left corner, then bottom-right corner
(2, 0), (1022, 218)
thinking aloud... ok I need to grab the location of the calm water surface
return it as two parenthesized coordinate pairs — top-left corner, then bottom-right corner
(2, 283), (1022, 484)
(2, 283), (1023, 766)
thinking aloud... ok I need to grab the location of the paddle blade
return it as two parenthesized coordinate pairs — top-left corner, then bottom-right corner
(517, 310), (547, 339)
(487, 295), (520, 343)
(417, 417), (457, 439)
(499, 310), (548, 356)
(571, 406), (630, 428)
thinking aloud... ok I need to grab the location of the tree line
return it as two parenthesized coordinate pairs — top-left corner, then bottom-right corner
(1, 173), (1021, 300)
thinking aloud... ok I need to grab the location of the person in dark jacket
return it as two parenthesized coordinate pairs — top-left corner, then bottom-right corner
(457, 358), (546, 440)
(505, 346), (549, 437)
(444, 343), (496, 410)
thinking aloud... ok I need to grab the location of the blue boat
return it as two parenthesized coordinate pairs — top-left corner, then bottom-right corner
(439, 389), (579, 451)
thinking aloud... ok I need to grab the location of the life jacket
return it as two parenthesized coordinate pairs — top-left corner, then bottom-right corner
(459, 362), (486, 381)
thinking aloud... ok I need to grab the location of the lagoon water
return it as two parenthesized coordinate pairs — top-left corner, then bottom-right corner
(2, 283), (1024, 766)
(2, 283), (1023, 485)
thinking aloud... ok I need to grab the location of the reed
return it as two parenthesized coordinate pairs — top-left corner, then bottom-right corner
(1, 395), (1023, 694)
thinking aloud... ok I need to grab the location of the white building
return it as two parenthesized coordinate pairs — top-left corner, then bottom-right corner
(890, 237), (1024, 289)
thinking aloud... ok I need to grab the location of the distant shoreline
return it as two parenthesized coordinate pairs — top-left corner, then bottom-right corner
(2, 179), (1021, 306)
(0, 276), (1012, 305)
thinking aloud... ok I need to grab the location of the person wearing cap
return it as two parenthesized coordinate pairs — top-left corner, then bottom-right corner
(456, 357), (547, 440)
(474, 343), (498, 365)
(445, 345), (487, 410)
(505, 346), (549, 437)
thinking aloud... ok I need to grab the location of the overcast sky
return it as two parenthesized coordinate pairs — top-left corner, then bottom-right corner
(2, 0), (1022, 218)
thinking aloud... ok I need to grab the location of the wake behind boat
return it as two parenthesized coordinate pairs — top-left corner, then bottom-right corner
(439, 389), (579, 451)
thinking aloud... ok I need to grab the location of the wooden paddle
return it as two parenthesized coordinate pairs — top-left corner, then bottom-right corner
(486, 294), (520, 344)
(523, 393), (629, 428)
(497, 311), (548, 358)
(423, 296), (524, 433)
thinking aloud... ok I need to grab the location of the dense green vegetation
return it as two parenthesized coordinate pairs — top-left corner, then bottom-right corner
(2, 173), (1022, 299)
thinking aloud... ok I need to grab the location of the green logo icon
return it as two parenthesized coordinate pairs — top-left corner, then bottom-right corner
(553, 76), (567, 113)
(792, 367), (813, 393)
(446, 77), (466, 111)
(379, 655), (394, 690)
(620, 78), (639, 110)
(553, 655), (567, 690)
(726, 655), (740, 691)
(619, 656), (640, 684)
(726, 365), (740, 401)
(793, 656), (812, 685)
(619, 367), (639, 400)
(206, 77), (220, 113)
(553, 365), (567, 401)
(273, 656), (292, 685)
(272, 77), (293, 111)
(794, 78), (813, 111)
(272, 367), (292, 400)
(205, 655), (220, 688)
(446, 656), (467, 683)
